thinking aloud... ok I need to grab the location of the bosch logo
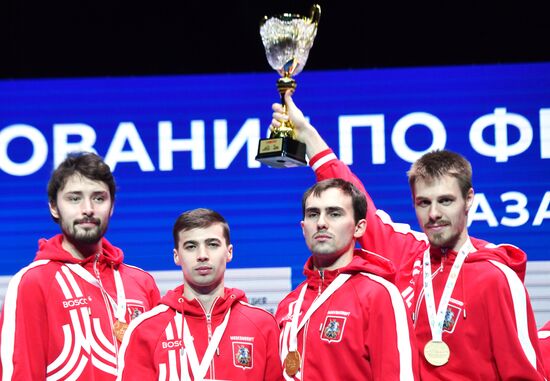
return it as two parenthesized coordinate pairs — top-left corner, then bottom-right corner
(62, 298), (89, 308)
(162, 340), (183, 349)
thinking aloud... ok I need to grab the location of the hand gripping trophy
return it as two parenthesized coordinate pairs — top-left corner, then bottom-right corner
(256, 4), (321, 168)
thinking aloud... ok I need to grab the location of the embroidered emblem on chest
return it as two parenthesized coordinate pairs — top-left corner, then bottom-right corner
(320, 315), (347, 343)
(442, 301), (462, 334)
(127, 303), (145, 320)
(233, 342), (254, 369)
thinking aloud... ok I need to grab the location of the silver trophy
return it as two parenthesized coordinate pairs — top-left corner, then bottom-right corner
(256, 4), (321, 168)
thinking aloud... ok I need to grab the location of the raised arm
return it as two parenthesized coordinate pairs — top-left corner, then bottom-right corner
(271, 92), (427, 277)
(271, 91), (329, 160)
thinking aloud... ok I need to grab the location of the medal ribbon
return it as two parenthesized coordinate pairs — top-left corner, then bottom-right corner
(180, 309), (231, 381)
(65, 263), (127, 322)
(288, 273), (351, 352)
(423, 239), (473, 341)
(180, 346), (190, 381)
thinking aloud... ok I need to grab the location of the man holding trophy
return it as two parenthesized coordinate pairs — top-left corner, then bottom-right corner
(259, 5), (419, 380)
(276, 177), (420, 380)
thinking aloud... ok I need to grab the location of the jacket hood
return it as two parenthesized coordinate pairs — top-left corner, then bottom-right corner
(161, 284), (248, 317)
(303, 248), (396, 283)
(430, 236), (527, 281)
(34, 234), (124, 266)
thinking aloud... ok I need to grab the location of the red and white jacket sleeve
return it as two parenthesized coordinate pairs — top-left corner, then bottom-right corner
(117, 311), (160, 380)
(0, 266), (50, 380)
(538, 321), (550, 378)
(262, 313), (285, 381)
(364, 274), (420, 380)
(485, 262), (548, 380)
(310, 149), (427, 270)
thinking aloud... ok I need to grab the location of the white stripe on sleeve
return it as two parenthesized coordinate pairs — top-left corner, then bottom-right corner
(1, 260), (50, 381)
(375, 209), (428, 243)
(116, 304), (170, 381)
(364, 273), (415, 381)
(489, 260), (537, 368)
(311, 152), (337, 171)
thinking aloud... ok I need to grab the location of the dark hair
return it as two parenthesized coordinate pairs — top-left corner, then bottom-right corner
(302, 178), (367, 224)
(172, 208), (230, 248)
(47, 152), (116, 222)
(407, 150), (472, 199)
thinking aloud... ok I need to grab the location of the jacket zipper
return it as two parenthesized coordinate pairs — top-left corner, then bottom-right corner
(202, 297), (219, 379)
(320, 271), (324, 293)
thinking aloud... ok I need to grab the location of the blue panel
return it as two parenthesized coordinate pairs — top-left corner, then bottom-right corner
(1, 63), (549, 289)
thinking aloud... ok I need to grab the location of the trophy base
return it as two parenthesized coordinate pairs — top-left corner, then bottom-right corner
(256, 137), (307, 168)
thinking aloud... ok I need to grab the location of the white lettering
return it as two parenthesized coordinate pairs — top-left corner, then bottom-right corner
(470, 107), (533, 162)
(468, 193), (499, 227)
(104, 122), (155, 172)
(467, 191), (550, 227)
(391, 112), (446, 163)
(500, 191), (529, 227)
(533, 191), (550, 226)
(230, 336), (254, 342)
(540, 108), (550, 159)
(62, 298), (89, 308)
(162, 340), (183, 349)
(214, 118), (261, 169)
(0, 109), (548, 176)
(338, 115), (386, 164)
(158, 120), (205, 170)
(53, 123), (97, 167)
(0, 124), (48, 176)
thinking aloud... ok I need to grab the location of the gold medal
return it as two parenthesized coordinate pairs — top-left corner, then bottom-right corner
(113, 319), (129, 342)
(284, 350), (301, 376)
(423, 340), (450, 366)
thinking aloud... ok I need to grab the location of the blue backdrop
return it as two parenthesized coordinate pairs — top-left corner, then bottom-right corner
(1, 62), (549, 287)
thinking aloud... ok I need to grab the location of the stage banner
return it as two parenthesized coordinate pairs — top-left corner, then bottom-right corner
(1, 63), (549, 292)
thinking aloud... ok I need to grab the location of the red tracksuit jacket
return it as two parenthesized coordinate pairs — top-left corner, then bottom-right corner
(539, 320), (550, 377)
(276, 250), (419, 380)
(0, 234), (160, 380)
(117, 285), (283, 381)
(310, 148), (547, 380)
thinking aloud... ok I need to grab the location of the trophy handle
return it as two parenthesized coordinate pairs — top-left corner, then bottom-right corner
(309, 4), (321, 26)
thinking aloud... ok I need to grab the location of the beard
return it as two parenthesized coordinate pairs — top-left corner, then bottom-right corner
(61, 217), (107, 245)
(428, 229), (460, 249)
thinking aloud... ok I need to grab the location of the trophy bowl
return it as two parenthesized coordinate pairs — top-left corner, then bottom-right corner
(256, 4), (321, 168)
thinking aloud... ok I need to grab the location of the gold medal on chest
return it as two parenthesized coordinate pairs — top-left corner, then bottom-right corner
(113, 319), (129, 342)
(423, 340), (450, 366)
(284, 350), (302, 376)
